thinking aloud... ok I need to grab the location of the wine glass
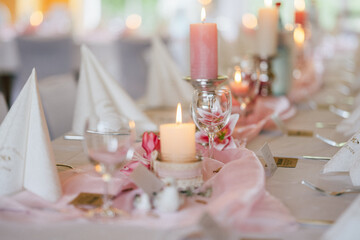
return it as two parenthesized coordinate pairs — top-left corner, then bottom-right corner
(191, 88), (232, 158)
(83, 115), (135, 218)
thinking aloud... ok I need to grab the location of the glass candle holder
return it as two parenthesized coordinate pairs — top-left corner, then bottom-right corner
(228, 59), (260, 115)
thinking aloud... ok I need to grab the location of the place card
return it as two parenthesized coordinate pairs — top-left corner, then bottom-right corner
(129, 164), (164, 196)
(287, 129), (314, 137)
(274, 157), (298, 168)
(260, 143), (277, 177)
(69, 192), (109, 209)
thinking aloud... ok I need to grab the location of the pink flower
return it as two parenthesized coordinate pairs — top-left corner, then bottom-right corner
(121, 160), (151, 176)
(142, 132), (160, 160)
(196, 114), (239, 151)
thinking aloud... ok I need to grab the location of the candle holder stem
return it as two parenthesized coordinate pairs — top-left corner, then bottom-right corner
(256, 57), (275, 97)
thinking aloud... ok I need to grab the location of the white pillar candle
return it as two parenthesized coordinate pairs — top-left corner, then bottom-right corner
(160, 103), (196, 163)
(257, 0), (279, 58)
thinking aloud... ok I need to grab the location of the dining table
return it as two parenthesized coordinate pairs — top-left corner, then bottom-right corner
(0, 37), (359, 240)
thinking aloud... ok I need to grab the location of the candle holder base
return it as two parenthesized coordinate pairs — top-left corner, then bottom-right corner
(153, 158), (203, 190)
(184, 75), (228, 91)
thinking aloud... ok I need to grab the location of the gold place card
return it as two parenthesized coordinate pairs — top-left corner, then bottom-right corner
(70, 192), (112, 209)
(274, 157), (298, 168)
(287, 129), (314, 137)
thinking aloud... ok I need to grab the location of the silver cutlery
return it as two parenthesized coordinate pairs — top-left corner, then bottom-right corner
(315, 133), (346, 147)
(301, 155), (331, 160)
(63, 135), (84, 140)
(301, 180), (360, 196)
(329, 105), (350, 119)
(315, 122), (337, 129)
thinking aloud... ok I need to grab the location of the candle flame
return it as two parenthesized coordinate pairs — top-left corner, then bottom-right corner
(242, 13), (257, 29)
(234, 70), (242, 83)
(293, 25), (305, 46)
(129, 120), (136, 129)
(264, 0), (272, 7)
(176, 103), (182, 124)
(201, 7), (206, 22)
(294, 0), (305, 11)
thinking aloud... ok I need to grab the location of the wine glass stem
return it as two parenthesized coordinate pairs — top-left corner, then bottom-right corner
(208, 132), (215, 158)
(102, 173), (112, 213)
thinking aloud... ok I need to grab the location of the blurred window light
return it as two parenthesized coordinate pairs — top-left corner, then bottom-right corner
(242, 13), (257, 29)
(126, 14), (142, 30)
(83, 0), (101, 31)
(294, 0), (305, 11)
(198, 0), (212, 5)
(30, 10), (43, 26)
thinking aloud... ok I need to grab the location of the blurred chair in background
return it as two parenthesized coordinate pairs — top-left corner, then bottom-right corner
(38, 74), (77, 140)
(11, 36), (74, 104)
(0, 91), (8, 123)
(116, 38), (152, 100)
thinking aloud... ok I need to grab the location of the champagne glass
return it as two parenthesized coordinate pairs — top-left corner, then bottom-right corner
(191, 88), (232, 158)
(83, 115), (135, 218)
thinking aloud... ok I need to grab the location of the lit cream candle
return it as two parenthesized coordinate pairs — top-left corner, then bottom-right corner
(257, 0), (279, 58)
(160, 103), (196, 163)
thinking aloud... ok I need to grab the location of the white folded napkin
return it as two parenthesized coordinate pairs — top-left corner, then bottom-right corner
(336, 106), (360, 137)
(72, 46), (157, 134)
(0, 69), (62, 202)
(137, 36), (193, 109)
(323, 131), (360, 186)
(322, 195), (360, 240)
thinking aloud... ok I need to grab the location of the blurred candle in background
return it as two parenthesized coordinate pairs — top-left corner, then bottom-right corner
(190, 7), (218, 79)
(293, 24), (305, 48)
(230, 68), (249, 96)
(257, 0), (279, 58)
(294, 0), (306, 26)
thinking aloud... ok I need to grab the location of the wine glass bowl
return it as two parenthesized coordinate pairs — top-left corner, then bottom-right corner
(191, 88), (232, 158)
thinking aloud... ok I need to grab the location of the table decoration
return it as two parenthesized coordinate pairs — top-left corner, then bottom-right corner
(233, 96), (296, 143)
(190, 7), (217, 80)
(154, 103), (202, 189)
(0, 69), (61, 202)
(185, 7), (229, 93)
(191, 88), (232, 158)
(196, 114), (239, 151)
(0, 146), (298, 235)
(323, 132), (360, 186)
(72, 45), (156, 136)
(83, 115), (135, 218)
(137, 36), (193, 110)
(228, 64), (260, 115)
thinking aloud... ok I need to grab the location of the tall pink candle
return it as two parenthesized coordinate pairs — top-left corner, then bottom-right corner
(190, 7), (218, 79)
